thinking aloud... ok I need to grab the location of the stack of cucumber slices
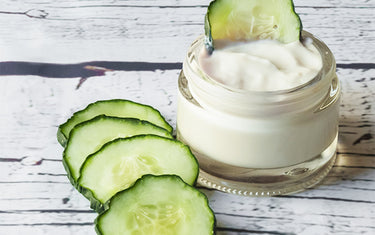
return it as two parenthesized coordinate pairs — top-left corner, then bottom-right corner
(58, 99), (215, 234)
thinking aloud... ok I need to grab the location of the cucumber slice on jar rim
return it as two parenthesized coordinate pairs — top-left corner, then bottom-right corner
(95, 175), (215, 235)
(77, 135), (199, 212)
(205, 0), (302, 50)
(57, 99), (173, 147)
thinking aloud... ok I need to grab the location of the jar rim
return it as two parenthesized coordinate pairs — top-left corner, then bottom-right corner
(182, 31), (338, 116)
(184, 31), (336, 97)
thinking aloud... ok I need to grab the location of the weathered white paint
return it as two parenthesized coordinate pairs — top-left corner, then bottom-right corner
(0, 0), (374, 63)
(0, 67), (374, 234)
(0, 0), (374, 234)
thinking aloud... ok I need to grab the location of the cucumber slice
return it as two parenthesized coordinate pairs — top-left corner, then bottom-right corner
(63, 116), (173, 184)
(205, 0), (302, 49)
(95, 175), (215, 235)
(57, 99), (173, 146)
(78, 135), (199, 212)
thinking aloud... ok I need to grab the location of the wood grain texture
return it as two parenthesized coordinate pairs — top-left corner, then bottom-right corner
(0, 67), (374, 234)
(0, 0), (374, 63)
(0, 0), (374, 234)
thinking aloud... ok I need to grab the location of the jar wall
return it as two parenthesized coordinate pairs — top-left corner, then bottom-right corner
(176, 32), (341, 195)
(177, 72), (340, 169)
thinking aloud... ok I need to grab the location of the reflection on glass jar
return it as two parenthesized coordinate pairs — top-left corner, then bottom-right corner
(177, 31), (340, 196)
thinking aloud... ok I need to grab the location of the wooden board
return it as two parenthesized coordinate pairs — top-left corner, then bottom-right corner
(0, 67), (374, 234)
(0, 0), (374, 234)
(0, 0), (374, 63)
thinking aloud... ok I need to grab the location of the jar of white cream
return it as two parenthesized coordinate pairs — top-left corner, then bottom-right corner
(177, 31), (340, 196)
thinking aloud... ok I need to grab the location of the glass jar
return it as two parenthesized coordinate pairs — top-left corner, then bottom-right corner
(177, 31), (340, 196)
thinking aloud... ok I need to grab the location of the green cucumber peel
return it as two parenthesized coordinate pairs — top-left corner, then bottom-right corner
(58, 99), (173, 147)
(76, 135), (199, 213)
(95, 174), (215, 235)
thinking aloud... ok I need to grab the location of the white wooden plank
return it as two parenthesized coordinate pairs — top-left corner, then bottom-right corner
(1, 0), (373, 10)
(0, 187), (91, 211)
(337, 68), (375, 155)
(0, 173), (374, 234)
(0, 1), (374, 233)
(2, 68), (373, 157)
(213, 206), (375, 234)
(0, 210), (95, 226)
(0, 226), (94, 235)
(0, 159), (66, 183)
(0, 69), (373, 160)
(0, 1), (373, 63)
(1, 165), (373, 210)
(335, 154), (375, 167)
(0, 154), (373, 205)
(0, 69), (372, 153)
(1, 153), (368, 184)
(202, 186), (375, 234)
(0, 70), (180, 159)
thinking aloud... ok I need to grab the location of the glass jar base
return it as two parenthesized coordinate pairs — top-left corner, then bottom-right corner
(183, 135), (337, 196)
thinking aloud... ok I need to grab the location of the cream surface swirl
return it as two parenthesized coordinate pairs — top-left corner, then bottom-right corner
(199, 39), (322, 91)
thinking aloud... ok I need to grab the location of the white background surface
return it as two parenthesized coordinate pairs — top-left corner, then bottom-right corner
(0, 0), (374, 234)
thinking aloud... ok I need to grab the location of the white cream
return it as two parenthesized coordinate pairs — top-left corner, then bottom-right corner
(199, 40), (322, 91)
(177, 93), (339, 168)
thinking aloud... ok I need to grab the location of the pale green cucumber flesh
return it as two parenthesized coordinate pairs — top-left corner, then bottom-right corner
(95, 175), (215, 235)
(78, 135), (199, 207)
(62, 116), (173, 184)
(205, 0), (302, 49)
(58, 99), (173, 146)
